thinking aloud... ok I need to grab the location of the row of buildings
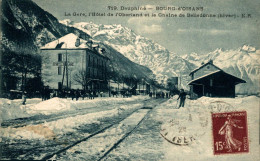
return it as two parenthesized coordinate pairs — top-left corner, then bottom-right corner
(41, 33), (246, 98)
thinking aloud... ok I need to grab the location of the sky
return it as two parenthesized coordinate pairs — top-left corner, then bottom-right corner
(33, 0), (259, 55)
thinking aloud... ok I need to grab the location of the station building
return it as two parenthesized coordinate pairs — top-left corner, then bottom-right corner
(188, 60), (246, 98)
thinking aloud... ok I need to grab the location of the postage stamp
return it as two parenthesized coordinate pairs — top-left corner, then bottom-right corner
(211, 111), (249, 155)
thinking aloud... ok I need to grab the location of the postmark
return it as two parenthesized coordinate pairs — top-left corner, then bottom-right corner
(212, 111), (249, 155)
(160, 100), (208, 145)
(208, 101), (235, 113)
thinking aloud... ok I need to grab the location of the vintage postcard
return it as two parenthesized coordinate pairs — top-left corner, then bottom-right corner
(0, 0), (259, 160)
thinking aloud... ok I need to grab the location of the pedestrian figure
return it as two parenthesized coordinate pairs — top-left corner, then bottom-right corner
(22, 93), (26, 105)
(41, 87), (45, 101)
(88, 91), (91, 99)
(45, 86), (50, 100)
(177, 89), (186, 108)
(162, 92), (165, 98)
(93, 91), (96, 99)
(71, 90), (75, 100)
(90, 91), (94, 100)
(76, 89), (80, 101)
(81, 90), (85, 100)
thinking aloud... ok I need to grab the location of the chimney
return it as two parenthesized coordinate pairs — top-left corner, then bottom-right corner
(75, 37), (80, 47)
(101, 48), (106, 54)
(87, 40), (93, 49)
(209, 59), (213, 64)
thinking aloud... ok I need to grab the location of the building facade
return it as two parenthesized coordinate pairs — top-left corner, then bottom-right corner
(188, 60), (246, 98)
(41, 33), (109, 92)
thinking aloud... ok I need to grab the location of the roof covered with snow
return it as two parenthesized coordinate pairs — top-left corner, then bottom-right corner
(40, 33), (89, 49)
(40, 33), (103, 51)
(189, 60), (222, 75)
(40, 33), (108, 58)
(188, 70), (246, 85)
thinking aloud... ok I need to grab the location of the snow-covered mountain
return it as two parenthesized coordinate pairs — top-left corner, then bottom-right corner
(60, 20), (196, 88)
(1, 0), (154, 92)
(1, 0), (90, 51)
(182, 45), (260, 94)
(61, 20), (259, 94)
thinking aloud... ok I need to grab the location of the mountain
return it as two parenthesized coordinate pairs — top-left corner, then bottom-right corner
(1, 0), (154, 92)
(1, 0), (91, 51)
(182, 45), (260, 94)
(61, 20), (259, 94)
(60, 20), (196, 88)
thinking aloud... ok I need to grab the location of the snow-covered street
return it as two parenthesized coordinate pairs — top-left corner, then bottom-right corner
(0, 96), (259, 160)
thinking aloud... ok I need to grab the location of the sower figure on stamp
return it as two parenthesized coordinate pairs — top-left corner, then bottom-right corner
(177, 89), (186, 108)
(218, 115), (243, 152)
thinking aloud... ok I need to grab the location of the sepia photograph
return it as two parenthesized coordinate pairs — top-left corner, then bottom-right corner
(0, 0), (259, 160)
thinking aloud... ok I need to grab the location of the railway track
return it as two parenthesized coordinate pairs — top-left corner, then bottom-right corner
(1, 99), (150, 128)
(41, 98), (166, 161)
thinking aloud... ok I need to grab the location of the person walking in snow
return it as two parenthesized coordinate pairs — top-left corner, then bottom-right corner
(81, 90), (85, 100)
(75, 89), (80, 101)
(22, 92), (27, 105)
(177, 89), (186, 108)
(71, 90), (75, 100)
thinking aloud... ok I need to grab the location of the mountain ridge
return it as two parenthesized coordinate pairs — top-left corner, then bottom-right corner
(1, 0), (154, 92)
(60, 20), (197, 88)
(61, 19), (260, 94)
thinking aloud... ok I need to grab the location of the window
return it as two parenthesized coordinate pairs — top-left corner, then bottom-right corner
(58, 66), (62, 75)
(207, 65), (210, 69)
(58, 53), (62, 62)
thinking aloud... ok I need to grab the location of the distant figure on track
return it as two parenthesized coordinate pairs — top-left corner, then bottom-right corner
(177, 89), (186, 108)
(76, 89), (80, 101)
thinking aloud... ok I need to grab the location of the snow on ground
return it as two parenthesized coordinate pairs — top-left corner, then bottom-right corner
(1, 103), (143, 141)
(0, 98), (42, 123)
(157, 96), (259, 161)
(161, 96), (258, 161)
(0, 96), (147, 141)
(1, 96), (258, 160)
(0, 96), (148, 122)
(52, 109), (150, 160)
(103, 96), (259, 161)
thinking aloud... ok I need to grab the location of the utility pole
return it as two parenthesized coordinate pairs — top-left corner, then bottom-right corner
(142, 79), (145, 95)
(117, 78), (119, 94)
(66, 48), (69, 92)
(139, 79), (140, 95)
(109, 79), (111, 97)
(0, 46), (2, 97)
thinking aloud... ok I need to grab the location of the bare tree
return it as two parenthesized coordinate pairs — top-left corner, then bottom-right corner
(73, 70), (88, 91)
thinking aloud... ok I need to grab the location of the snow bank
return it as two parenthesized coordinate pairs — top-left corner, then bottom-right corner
(0, 98), (42, 124)
(0, 102), (143, 141)
(43, 103), (143, 136)
(0, 96), (148, 123)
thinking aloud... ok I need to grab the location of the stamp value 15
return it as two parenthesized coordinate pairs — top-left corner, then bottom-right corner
(212, 111), (249, 155)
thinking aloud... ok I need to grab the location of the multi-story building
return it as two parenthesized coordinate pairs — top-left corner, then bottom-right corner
(40, 33), (109, 92)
